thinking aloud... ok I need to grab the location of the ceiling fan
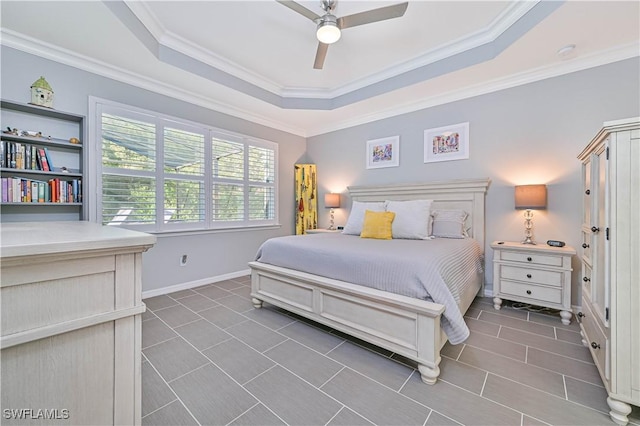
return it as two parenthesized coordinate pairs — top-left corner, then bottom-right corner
(277, 0), (409, 69)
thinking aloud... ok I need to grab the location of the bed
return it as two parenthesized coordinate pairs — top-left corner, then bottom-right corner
(249, 178), (490, 384)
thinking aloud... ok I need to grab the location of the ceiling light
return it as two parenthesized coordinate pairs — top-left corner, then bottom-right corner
(557, 44), (576, 58)
(316, 17), (341, 44)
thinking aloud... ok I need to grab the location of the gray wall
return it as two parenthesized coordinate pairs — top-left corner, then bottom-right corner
(1, 46), (307, 293)
(307, 58), (640, 304)
(3, 44), (638, 302)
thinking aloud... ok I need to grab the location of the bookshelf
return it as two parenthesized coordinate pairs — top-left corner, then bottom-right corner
(1, 100), (86, 221)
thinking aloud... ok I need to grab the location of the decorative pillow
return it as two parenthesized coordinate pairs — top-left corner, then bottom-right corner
(342, 201), (386, 235)
(360, 210), (395, 240)
(384, 199), (433, 239)
(431, 209), (468, 239)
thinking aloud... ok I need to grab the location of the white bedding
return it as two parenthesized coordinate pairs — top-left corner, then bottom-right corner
(254, 233), (483, 344)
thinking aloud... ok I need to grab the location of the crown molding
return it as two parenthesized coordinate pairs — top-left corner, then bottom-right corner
(112, 0), (562, 110)
(0, 29), (307, 137)
(305, 42), (640, 136)
(124, 0), (284, 97)
(122, 0), (166, 41)
(3, 28), (636, 139)
(125, 0), (540, 100)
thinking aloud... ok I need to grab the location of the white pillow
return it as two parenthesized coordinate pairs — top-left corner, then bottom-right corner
(342, 201), (386, 235)
(384, 199), (433, 239)
(431, 209), (468, 239)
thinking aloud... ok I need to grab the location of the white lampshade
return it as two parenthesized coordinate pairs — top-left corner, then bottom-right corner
(324, 193), (340, 208)
(316, 22), (341, 44)
(514, 185), (547, 210)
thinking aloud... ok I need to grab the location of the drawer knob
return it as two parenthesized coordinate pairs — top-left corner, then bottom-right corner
(526, 290), (532, 295)
(591, 342), (600, 350)
(585, 189), (590, 195)
(583, 276), (590, 282)
(526, 257), (532, 262)
(591, 226), (600, 233)
(582, 243), (589, 249)
(577, 312), (585, 318)
(526, 274), (532, 279)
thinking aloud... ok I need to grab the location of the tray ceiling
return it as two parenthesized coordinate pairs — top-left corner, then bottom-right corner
(1, 1), (638, 136)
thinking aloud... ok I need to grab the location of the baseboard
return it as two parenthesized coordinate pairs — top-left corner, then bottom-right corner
(483, 282), (493, 298)
(142, 269), (251, 299)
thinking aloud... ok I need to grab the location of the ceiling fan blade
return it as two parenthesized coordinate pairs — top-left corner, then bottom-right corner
(338, 2), (408, 29)
(276, 0), (321, 22)
(313, 42), (329, 69)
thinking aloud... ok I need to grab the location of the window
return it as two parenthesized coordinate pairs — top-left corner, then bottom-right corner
(95, 100), (278, 232)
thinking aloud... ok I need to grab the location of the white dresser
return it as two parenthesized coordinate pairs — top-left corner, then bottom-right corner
(577, 117), (639, 425)
(491, 241), (575, 325)
(1, 222), (155, 425)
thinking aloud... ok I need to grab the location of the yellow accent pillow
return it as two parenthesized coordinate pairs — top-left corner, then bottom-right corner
(360, 210), (395, 240)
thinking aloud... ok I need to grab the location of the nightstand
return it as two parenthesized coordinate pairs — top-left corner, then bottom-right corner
(491, 241), (576, 325)
(305, 229), (340, 234)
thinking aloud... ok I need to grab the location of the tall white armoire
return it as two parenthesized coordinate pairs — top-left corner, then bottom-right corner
(577, 117), (639, 425)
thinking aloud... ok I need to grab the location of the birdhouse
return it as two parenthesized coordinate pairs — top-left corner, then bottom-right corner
(30, 76), (54, 108)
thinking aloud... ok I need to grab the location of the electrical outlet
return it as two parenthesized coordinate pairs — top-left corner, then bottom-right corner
(180, 254), (188, 266)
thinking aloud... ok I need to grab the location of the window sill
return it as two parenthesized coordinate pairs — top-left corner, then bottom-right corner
(151, 224), (282, 238)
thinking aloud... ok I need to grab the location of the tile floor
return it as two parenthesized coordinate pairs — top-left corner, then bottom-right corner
(141, 276), (640, 426)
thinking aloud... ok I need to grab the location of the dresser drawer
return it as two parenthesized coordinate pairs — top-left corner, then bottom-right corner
(579, 297), (609, 384)
(499, 251), (563, 267)
(500, 280), (562, 304)
(500, 265), (563, 287)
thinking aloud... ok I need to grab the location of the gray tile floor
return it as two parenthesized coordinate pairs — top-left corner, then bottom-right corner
(142, 277), (640, 426)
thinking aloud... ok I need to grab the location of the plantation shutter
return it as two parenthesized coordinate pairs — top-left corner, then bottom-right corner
(96, 99), (278, 231)
(248, 144), (276, 222)
(101, 112), (157, 226)
(163, 125), (206, 227)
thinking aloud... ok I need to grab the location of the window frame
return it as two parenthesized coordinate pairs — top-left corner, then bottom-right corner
(90, 97), (279, 233)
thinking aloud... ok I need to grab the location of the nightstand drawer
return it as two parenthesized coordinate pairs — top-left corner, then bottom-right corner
(500, 280), (562, 304)
(499, 251), (563, 267)
(500, 265), (563, 287)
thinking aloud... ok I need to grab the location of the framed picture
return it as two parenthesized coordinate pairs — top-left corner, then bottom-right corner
(424, 122), (469, 163)
(366, 136), (399, 169)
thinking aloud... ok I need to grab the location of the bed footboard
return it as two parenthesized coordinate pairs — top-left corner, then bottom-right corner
(249, 261), (447, 385)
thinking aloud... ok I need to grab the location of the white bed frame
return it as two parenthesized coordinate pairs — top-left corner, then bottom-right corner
(249, 178), (490, 384)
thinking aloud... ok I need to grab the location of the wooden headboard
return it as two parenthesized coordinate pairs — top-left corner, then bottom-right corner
(347, 178), (491, 252)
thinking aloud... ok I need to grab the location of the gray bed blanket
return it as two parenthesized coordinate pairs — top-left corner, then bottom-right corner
(254, 233), (483, 344)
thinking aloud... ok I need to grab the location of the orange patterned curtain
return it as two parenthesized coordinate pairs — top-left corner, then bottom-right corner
(294, 164), (317, 234)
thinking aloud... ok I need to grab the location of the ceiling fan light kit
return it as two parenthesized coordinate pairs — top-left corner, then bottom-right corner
(277, 0), (408, 69)
(316, 18), (341, 44)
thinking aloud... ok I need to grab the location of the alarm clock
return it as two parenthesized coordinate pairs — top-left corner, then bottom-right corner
(547, 240), (566, 247)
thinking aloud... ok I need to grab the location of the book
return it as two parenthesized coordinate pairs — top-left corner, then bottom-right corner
(31, 181), (38, 203)
(24, 144), (31, 170)
(37, 148), (50, 171)
(31, 145), (38, 170)
(38, 181), (45, 203)
(8, 178), (13, 202)
(15, 143), (23, 169)
(9, 142), (16, 168)
(0, 141), (5, 168)
(44, 147), (54, 170)
(1, 178), (7, 202)
(12, 178), (20, 202)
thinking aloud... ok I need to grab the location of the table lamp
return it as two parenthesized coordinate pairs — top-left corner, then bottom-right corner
(515, 184), (547, 244)
(324, 193), (340, 230)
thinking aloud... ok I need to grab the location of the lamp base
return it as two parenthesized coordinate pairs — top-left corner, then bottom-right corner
(522, 210), (536, 245)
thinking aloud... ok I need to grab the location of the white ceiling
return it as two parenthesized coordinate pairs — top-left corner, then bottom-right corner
(1, 1), (638, 137)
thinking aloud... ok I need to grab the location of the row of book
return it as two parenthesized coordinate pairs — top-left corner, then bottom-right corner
(1, 177), (82, 204)
(0, 140), (55, 171)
